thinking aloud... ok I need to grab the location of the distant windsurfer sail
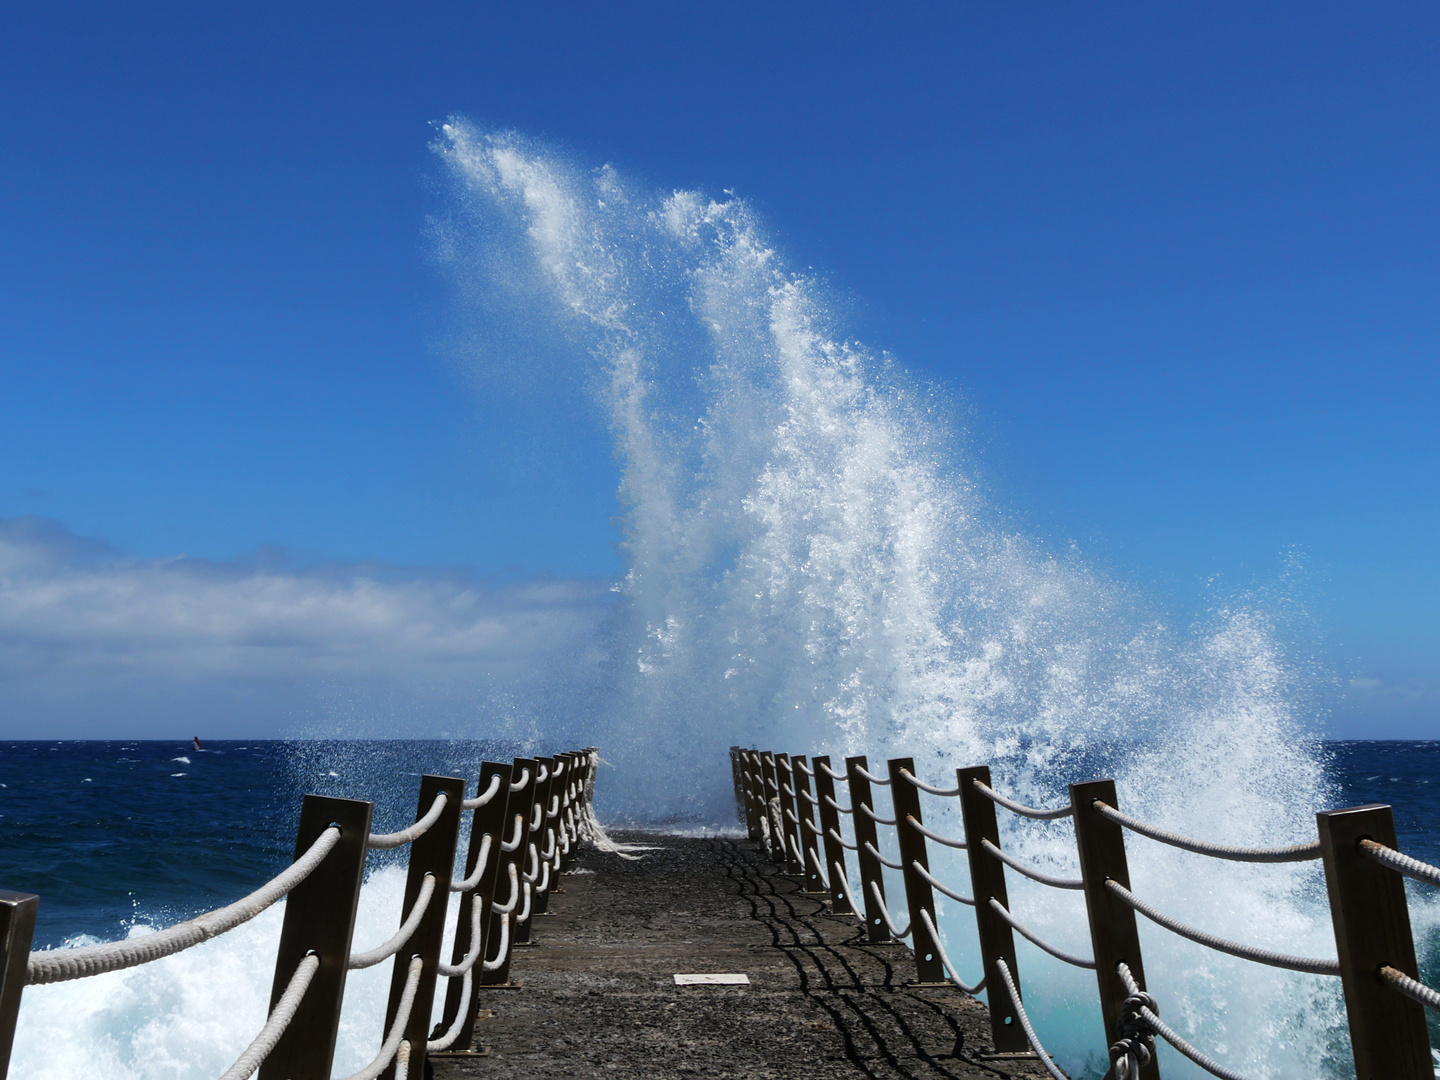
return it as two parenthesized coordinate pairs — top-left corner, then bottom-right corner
(193, 736), (200, 751)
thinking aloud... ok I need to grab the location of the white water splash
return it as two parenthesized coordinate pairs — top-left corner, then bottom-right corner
(436, 122), (1350, 1077)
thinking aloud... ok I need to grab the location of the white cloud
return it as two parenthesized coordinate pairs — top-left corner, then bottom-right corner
(0, 518), (614, 737)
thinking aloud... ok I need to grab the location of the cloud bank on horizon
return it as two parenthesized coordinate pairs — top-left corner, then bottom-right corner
(0, 516), (613, 739)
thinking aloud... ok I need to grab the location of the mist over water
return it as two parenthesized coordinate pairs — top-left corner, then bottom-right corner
(436, 122), (1361, 1077)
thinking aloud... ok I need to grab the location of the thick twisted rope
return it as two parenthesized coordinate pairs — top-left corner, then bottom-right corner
(216, 952), (319, 1080)
(528, 801), (543, 831)
(818, 761), (847, 781)
(450, 833), (492, 893)
(988, 898), (1095, 969)
(972, 780), (1073, 821)
(854, 766), (891, 786)
(533, 764), (549, 785)
(1361, 839), (1440, 888)
(780, 781), (797, 798)
(482, 913), (511, 971)
(437, 896), (483, 978)
(868, 880), (912, 938)
(979, 838), (1083, 890)
(906, 815), (967, 850)
(859, 803), (896, 826)
(994, 958), (1067, 1080)
(28, 825), (340, 985)
(792, 759), (814, 776)
(899, 769), (962, 797)
(348, 874), (437, 970)
(491, 863), (520, 913)
(462, 774), (503, 811)
(427, 970), (474, 1053)
(335, 955), (423, 1080)
(912, 861), (976, 905)
(806, 844), (831, 888)
(1117, 962), (1251, 1080)
(784, 806), (801, 825)
(509, 767), (530, 791)
(798, 788), (819, 806)
(1381, 965), (1440, 1012)
(499, 814), (524, 852)
(368, 793), (449, 850)
(824, 795), (853, 815)
(826, 827), (859, 851)
(862, 840), (904, 871)
(829, 861), (869, 928)
(515, 881), (532, 925)
(1106, 880), (1340, 975)
(1093, 801), (1319, 863)
(916, 908), (985, 993)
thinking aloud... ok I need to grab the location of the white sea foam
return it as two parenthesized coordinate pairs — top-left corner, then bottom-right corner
(12, 865), (464, 1079)
(170, 757), (191, 765)
(436, 123), (1355, 1077)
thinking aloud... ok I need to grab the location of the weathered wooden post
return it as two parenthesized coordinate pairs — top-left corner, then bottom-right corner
(1069, 778), (1159, 1080)
(380, 774), (465, 1080)
(479, 761), (523, 987)
(434, 761), (513, 1059)
(532, 757), (558, 915)
(739, 750), (764, 841)
(511, 758), (541, 946)
(811, 755), (853, 915)
(847, 755), (892, 943)
(259, 795), (373, 1080)
(760, 751), (784, 862)
(791, 756), (827, 894)
(889, 758), (945, 984)
(957, 766), (1027, 1054)
(730, 747), (748, 829)
(0, 891), (38, 1080)
(1317, 804), (1432, 1079)
(775, 753), (805, 875)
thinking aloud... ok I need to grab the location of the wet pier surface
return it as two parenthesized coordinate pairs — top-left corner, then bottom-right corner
(432, 833), (1054, 1080)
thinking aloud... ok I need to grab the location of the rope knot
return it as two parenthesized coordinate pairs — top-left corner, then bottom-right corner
(1107, 990), (1158, 1079)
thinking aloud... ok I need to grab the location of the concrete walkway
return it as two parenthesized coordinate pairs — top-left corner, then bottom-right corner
(431, 832), (1057, 1080)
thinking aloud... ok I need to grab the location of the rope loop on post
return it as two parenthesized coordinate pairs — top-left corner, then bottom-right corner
(1105, 880), (1340, 975)
(509, 767), (531, 791)
(823, 795), (853, 815)
(971, 779), (1073, 820)
(1117, 961), (1253, 1080)
(859, 803), (896, 826)
(450, 832), (492, 892)
(348, 874), (437, 970)
(826, 827), (859, 851)
(1092, 800), (1320, 863)
(792, 759), (814, 776)
(867, 880), (912, 939)
(367, 792), (449, 850)
(911, 861), (975, 905)
(817, 761), (848, 781)
(993, 958), (1067, 1080)
(854, 766), (891, 786)
(462, 773), (503, 810)
(916, 908), (985, 994)
(335, 955), (424, 1080)
(216, 952), (320, 1080)
(905, 815), (967, 850)
(861, 840), (904, 871)
(1380, 965), (1440, 1012)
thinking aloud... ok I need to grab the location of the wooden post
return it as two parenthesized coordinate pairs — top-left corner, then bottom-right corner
(380, 774), (466, 1080)
(889, 758), (945, 984)
(739, 750), (764, 842)
(479, 761), (523, 987)
(558, 753), (579, 871)
(791, 756), (826, 893)
(0, 891), (38, 1080)
(847, 755), (892, 943)
(509, 758), (541, 946)
(760, 752), (784, 863)
(775, 754), (804, 875)
(1069, 778), (1158, 1080)
(435, 761), (513, 1058)
(811, 755), (853, 914)
(730, 747), (748, 829)
(957, 766), (1027, 1054)
(1317, 804), (1432, 1079)
(531, 757), (557, 915)
(259, 795), (373, 1080)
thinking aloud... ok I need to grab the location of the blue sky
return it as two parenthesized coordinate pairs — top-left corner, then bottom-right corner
(1, 2), (1436, 736)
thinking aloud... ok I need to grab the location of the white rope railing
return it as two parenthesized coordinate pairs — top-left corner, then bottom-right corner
(829, 862), (869, 929)
(1361, 839), (1440, 888)
(818, 761), (847, 781)
(1381, 965), (1440, 1012)
(509, 768), (530, 791)
(867, 880), (912, 939)
(534, 764), (549, 785)
(859, 803), (896, 826)
(482, 913), (511, 971)
(1117, 961), (1251, 1080)
(862, 840), (904, 871)
(216, 952), (319, 1080)
(1106, 880), (1339, 975)
(500, 814), (524, 852)
(899, 769), (962, 797)
(437, 896), (483, 978)
(826, 827), (859, 851)
(425, 969), (473, 1053)
(905, 815), (967, 850)
(348, 874), (437, 970)
(367, 793), (449, 850)
(27, 825), (341, 985)
(854, 766), (891, 786)
(335, 956), (423, 1080)
(491, 864), (520, 913)
(917, 908), (985, 993)
(793, 759), (814, 776)
(988, 898), (1095, 969)
(824, 795), (853, 815)
(1093, 801), (1319, 863)
(450, 833), (492, 893)
(978, 838), (1083, 890)
(994, 957), (1068, 1080)
(912, 861), (976, 906)
(462, 774), (503, 811)
(972, 780), (1073, 821)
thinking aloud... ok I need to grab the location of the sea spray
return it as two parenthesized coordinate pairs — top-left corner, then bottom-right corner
(437, 122), (1351, 1077)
